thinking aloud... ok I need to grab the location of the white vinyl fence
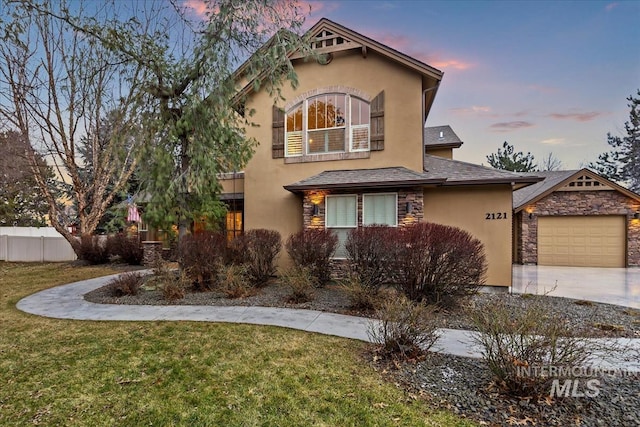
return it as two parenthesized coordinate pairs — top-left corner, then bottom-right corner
(0, 227), (77, 262)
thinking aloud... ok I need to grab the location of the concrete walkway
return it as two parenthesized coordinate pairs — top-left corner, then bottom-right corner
(16, 273), (640, 372)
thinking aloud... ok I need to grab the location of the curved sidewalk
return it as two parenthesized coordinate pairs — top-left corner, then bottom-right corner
(16, 273), (640, 371)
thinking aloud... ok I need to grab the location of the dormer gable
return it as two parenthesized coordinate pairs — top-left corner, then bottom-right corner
(424, 125), (463, 159)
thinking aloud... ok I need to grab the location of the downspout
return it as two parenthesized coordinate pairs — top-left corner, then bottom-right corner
(422, 81), (441, 172)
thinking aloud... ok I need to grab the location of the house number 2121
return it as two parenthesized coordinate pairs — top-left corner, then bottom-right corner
(485, 212), (508, 220)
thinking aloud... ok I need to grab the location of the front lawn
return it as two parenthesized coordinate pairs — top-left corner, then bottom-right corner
(0, 262), (474, 426)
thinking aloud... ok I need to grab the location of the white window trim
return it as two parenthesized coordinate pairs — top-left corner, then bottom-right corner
(362, 193), (398, 227)
(284, 94), (371, 158)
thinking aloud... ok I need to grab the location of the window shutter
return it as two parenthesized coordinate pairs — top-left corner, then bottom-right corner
(272, 105), (285, 159)
(370, 91), (384, 151)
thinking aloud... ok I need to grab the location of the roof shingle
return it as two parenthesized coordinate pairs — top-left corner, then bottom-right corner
(512, 170), (577, 209)
(284, 167), (445, 192)
(423, 155), (541, 185)
(424, 125), (463, 148)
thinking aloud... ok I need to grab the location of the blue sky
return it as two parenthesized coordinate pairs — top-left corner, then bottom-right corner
(296, 0), (640, 168)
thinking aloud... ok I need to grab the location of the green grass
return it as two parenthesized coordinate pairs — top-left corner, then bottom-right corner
(0, 262), (476, 426)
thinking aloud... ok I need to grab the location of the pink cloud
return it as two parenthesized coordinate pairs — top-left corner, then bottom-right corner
(182, 0), (208, 18)
(489, 121), (535, 132)
(541, 138), (566, 145)
(181, 0), (324, 30)
(429, 59), (473, 71)
(364, 30), (474, 71)
(547, 111), (604, 122)
(450, 105), (492, 114)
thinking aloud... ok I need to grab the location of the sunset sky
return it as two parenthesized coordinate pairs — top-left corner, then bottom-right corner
(289, 0), (640, 169)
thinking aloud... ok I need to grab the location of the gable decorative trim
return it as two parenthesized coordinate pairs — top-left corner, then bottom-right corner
(557, 174), (613, 192)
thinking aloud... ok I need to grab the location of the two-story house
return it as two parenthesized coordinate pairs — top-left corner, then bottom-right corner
(219, 18), (541, 288)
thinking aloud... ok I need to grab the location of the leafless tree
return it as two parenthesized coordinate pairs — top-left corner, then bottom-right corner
(539, 152), (563, 171)
(0, 2), (148, 254)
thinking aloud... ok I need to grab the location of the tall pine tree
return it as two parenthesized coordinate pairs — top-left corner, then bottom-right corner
(486, 141), (537, 172)
(590, 90), (640, 191)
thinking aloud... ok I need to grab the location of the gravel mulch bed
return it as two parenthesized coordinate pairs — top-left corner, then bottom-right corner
(85, 274), (640, 426)
(377, 352), (640, 427)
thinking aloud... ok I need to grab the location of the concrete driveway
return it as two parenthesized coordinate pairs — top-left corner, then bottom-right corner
(512, 265), (640, 309)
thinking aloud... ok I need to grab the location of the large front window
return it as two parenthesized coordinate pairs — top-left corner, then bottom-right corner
(286, 94), (370, 157)
(363, 193), (397, 226)
(325, 194), (357, 259)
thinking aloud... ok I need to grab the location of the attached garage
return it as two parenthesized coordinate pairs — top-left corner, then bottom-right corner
(537, 216), (626, 267)
(513, 169), (640, 268)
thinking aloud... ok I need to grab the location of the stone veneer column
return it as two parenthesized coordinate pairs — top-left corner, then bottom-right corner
(398, 188), (424, 226)
(142, 241), (163, 266)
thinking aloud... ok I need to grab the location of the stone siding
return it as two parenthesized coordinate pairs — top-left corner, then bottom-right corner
(302, 187), (424, 231)
(516, 190), (640, 266)
(302, 187), (424, 277)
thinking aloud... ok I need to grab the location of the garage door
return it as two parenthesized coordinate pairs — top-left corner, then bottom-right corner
(538, 216), (626, 267)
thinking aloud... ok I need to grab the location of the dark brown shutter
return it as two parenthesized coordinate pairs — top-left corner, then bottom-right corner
(272, 105), (285, 159)
(370, 91), (384, 151)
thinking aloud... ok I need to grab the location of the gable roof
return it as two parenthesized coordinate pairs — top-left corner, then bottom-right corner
(295, 18), (443, 81)
(235, 18), (444, 103)
(424, 125), (463, 149)
(423, 155), (542, 186)
(284, 167), (445, 192)
(513, 168), (640, 211)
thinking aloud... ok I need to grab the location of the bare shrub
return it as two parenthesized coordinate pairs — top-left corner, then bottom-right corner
(345, 226), (397, 291)
(470, 297), (594, 396)
(367, 294), (440, 360)
(393, 223), (486, 308)
(280, 266), (316, 303)
(340, 274), (381, 311)
(77, 235), (110, 264)
(107, 272), (143, 297)
(107, 233), (143, 265)
(218, 264), (254, 299)
(178, 231), (226, 291)
(285, 229), (338, 287)
(160, 271), (188, 302)
(142, 259), (177, 291)
(161, 282), (185, 301)
(227, 234), (250, 265)
(241, 229), (282, 287)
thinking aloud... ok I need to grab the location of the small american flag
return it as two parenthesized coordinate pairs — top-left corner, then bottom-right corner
(127, 204), (141, 223)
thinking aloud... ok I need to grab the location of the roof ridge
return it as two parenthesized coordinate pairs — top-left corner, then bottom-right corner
(424, 154), (536, 178)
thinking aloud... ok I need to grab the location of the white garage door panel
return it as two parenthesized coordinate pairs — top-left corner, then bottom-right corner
(538, 216), (625, 267)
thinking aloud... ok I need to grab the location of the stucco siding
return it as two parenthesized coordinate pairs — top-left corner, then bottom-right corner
(423, 185), (514, 287)
(240, 49), (426, 267)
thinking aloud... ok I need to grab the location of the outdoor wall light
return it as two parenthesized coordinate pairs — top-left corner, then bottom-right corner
(312, 204), (320, 216)
(634, 211), (640, 220)
(528, 212), (533, 219)
(406, 201), (413, 213)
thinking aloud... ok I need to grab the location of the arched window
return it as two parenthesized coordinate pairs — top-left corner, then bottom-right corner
(285, 93), (370, 157)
